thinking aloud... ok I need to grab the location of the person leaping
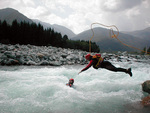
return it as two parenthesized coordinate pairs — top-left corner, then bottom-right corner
(78, 54), (132, 77)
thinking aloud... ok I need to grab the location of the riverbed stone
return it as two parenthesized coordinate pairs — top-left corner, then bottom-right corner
(6, 59), (19, 65)
(0, 43), (150, 66)
(142, 80), (150, 94)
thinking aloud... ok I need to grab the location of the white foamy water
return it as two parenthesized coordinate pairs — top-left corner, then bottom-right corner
(0, 61), (150, 113)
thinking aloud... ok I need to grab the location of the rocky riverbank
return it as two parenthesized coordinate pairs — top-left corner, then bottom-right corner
(0, 43), (150, 66)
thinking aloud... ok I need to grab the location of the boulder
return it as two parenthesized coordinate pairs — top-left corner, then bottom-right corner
(61, 53), (68, 58)
(6, 59), (19, 65)
(142, 80), (150, 94)
(49, 61), (61, 66)
(141, 95), (150, 106)
(40, 60), (50, 65)
(37, 53), (44, 58)
(66, 55), (74, 60)
(26, 60), (37, 65)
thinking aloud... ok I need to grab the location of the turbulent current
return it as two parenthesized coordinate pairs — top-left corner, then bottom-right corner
(0, 61), (150, 113)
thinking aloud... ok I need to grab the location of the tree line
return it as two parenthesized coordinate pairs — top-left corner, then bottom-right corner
(142, 46), (150, 54)
(0, 20), (100, 52)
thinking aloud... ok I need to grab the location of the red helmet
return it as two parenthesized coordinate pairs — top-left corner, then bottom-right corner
(69, 78), (74, 83)
(85, 54), (92, 60)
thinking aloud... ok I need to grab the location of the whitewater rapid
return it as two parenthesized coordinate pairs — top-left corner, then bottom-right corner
(0, 61), (150, 113)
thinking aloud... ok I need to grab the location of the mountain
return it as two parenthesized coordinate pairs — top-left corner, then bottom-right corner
(0, 8), (33, 24)
(0, 8), (76, 38)
(72, 27), (145, 52)
(53, 24), (76, 38)
(32, 19), (76, 38)
(123, 27), (150, 38)
(0, 8), (149, 52)
(123, 27), (150, 48)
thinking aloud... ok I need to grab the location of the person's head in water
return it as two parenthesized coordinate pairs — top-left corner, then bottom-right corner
(85, 54), (92, 61)
(66, 78), (74, 87)
(69, 78), (74, 85)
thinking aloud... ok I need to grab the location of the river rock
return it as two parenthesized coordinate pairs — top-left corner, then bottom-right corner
(0, 43), (150, 66)
(26, 60), (37, 65)
(37, 53), (44, 58)
(142, 80), (150, 94)
(40, 60), (50, 65)
(6, 59), (19, 65)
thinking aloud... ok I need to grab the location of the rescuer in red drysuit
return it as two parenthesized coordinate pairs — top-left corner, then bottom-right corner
(78, 54), (132, 77)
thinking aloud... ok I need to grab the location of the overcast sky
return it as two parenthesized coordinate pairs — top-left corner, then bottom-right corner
(0, 0), (150, 34)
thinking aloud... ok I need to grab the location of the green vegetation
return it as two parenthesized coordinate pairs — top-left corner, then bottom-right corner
(0, 20), (100, 52)
(142, 47), (150, 54)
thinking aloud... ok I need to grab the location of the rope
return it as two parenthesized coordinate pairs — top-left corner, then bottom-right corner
(89, 22), (149, 54)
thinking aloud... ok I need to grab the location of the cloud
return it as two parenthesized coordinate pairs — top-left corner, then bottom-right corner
(92, 0), (150, 31)
(0, 0), (150, 34)
(22, 0), (35, 7)
(0, 0), (21, 8)
(99, 0), (142, 12)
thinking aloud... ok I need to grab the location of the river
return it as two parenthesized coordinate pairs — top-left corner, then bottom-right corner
(0, 61), (150, 113)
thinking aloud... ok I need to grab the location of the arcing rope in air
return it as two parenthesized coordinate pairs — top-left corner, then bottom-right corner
(89, 22), (150, 54)
(89, 22), (119, 52)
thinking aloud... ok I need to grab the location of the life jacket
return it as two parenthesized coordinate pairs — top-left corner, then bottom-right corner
(92, 54), (104, 69)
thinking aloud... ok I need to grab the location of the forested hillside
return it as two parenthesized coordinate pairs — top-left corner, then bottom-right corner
(0, 20), (99, 52)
